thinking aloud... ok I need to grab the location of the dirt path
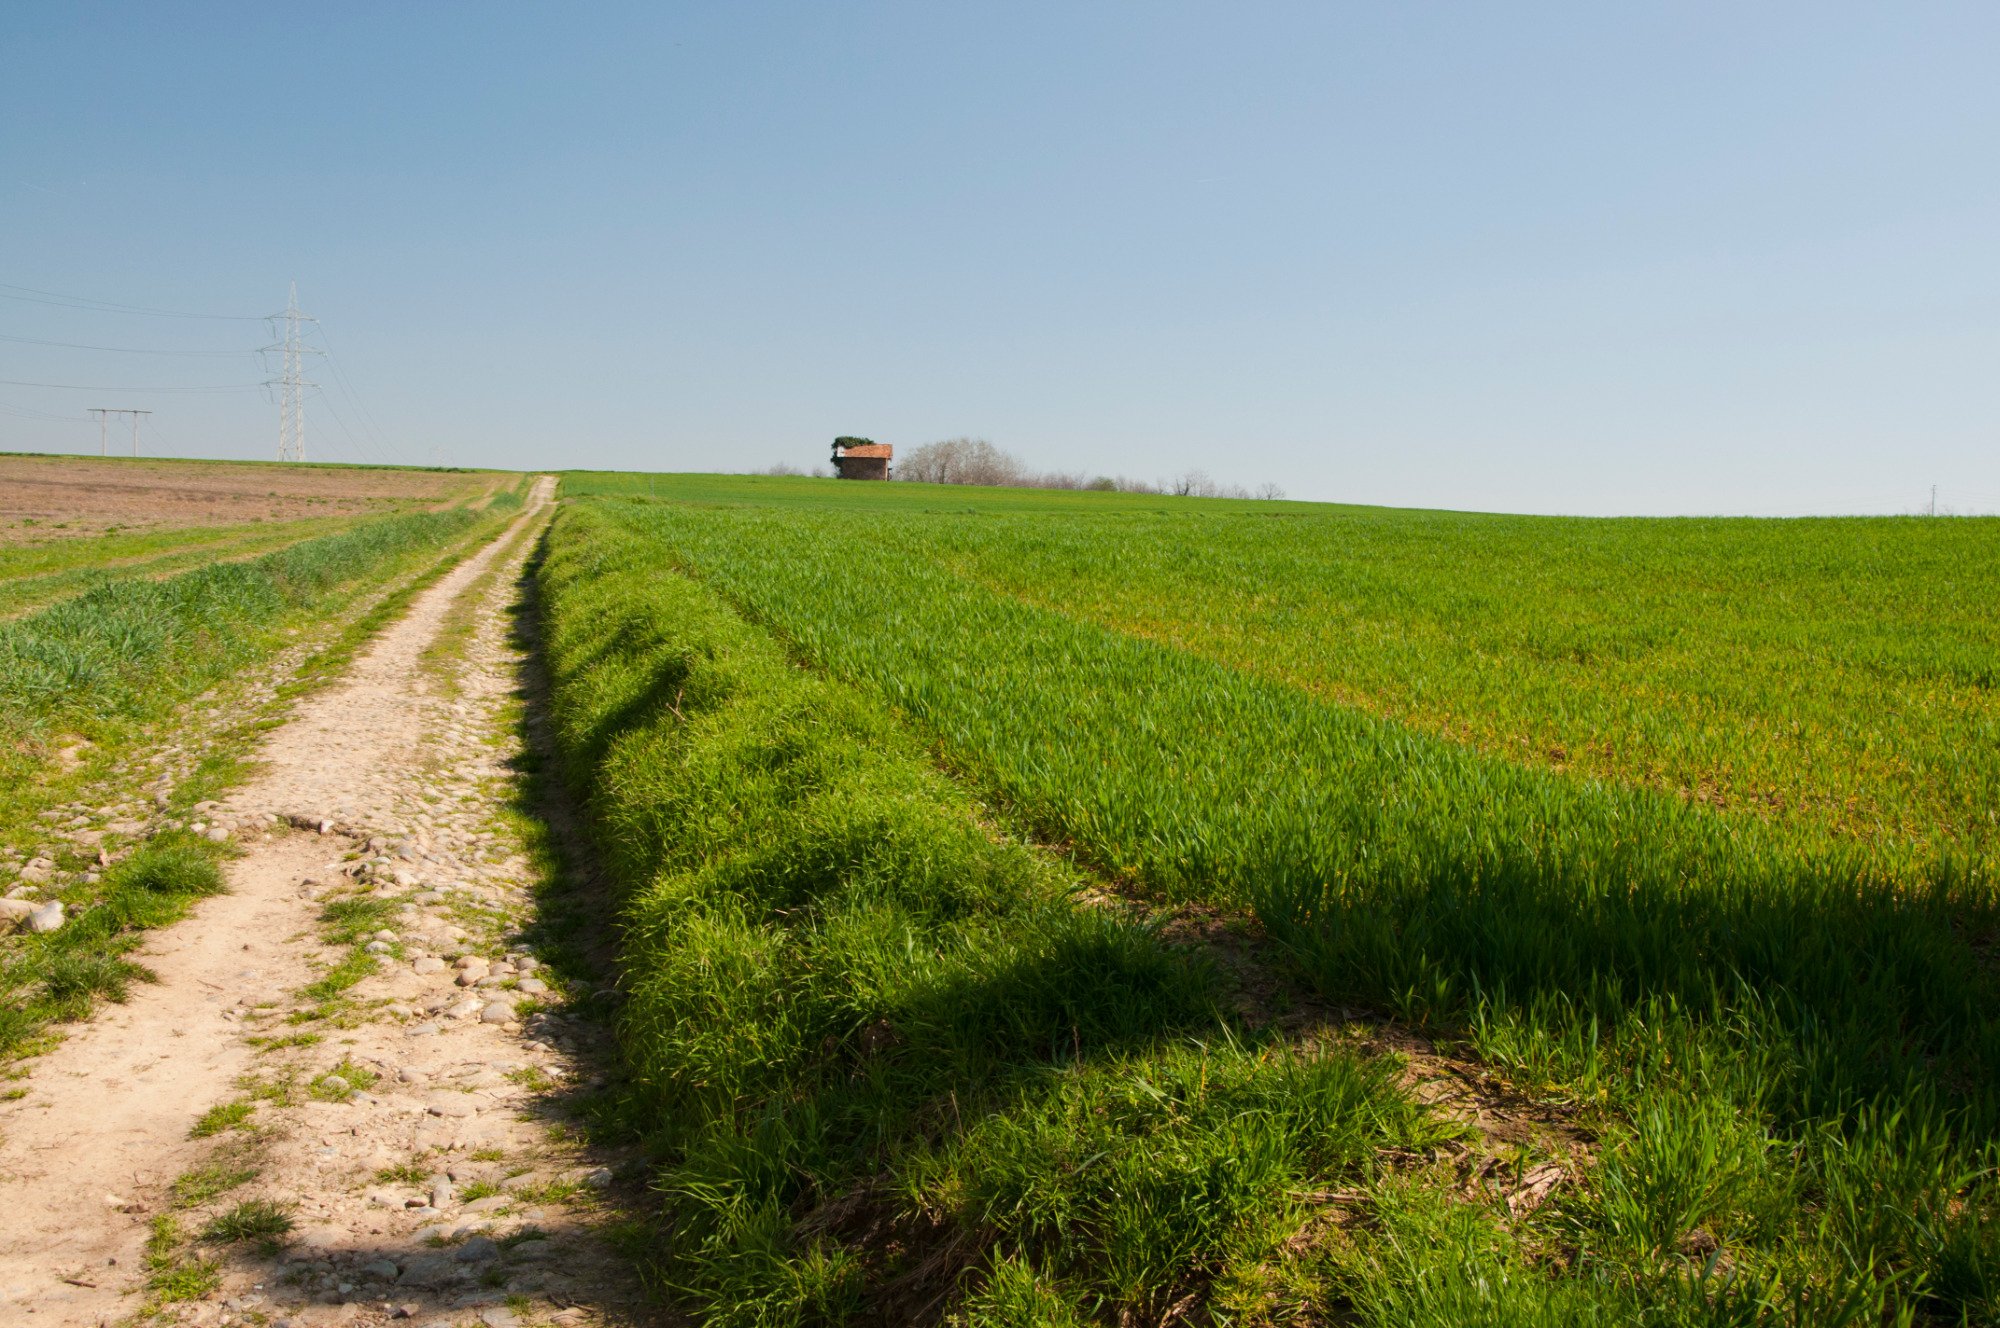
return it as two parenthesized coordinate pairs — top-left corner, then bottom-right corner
(0, 479), (657, 1328)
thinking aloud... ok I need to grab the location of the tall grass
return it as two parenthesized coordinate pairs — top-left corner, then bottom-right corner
(0, 506), (486, 730)
(0, 519), (368, 621)
(557, 488), (2000, 1322)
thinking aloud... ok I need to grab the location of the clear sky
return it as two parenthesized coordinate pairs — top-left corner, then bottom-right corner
(2, 3), (1996, 515)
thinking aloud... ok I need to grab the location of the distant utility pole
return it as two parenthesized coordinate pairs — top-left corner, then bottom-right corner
(88, 407), (151, 456)
(1931, 485), (1938, 517)
(265, 283), (320, 462)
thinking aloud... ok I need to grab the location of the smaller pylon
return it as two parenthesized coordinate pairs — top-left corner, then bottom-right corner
(88, 407), (151, 456)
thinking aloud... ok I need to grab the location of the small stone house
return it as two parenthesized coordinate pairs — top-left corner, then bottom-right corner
(831, 437), (892, 480)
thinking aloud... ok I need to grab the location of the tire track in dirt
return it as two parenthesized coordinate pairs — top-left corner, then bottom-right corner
(0, 477), (659, 1328)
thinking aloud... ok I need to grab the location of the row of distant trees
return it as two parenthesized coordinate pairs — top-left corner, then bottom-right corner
(759, 438), (1284, 500)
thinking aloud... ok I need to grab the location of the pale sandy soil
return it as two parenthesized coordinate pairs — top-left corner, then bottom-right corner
(0, 478), (660, 1328)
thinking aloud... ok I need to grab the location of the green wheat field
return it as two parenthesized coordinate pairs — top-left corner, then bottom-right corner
(541, 472), (2000, 1326)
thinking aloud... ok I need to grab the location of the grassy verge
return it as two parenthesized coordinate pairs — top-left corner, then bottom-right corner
(548, 495), (2000, 1323)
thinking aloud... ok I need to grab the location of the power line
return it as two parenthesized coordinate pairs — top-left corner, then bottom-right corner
(0, 376), (266, 392)
(315, 326), (407, 465)
(322, 378), (397, 464)
(0, 332), (255, 357)
(0, 282), (264, 321)
(316, 391), (394, 467)
(0, 403), (94, 423)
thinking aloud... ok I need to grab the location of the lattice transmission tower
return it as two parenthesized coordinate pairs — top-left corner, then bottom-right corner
(265, 283), (320, 462)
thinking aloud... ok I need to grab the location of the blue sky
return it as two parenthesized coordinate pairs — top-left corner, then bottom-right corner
(2, 3), (1996, 514)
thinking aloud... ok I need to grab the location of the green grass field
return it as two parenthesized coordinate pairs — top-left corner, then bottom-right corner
(545, 473), (2000, 1325)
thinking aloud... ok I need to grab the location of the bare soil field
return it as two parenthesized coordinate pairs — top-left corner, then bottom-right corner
(0, 454), (507, 544)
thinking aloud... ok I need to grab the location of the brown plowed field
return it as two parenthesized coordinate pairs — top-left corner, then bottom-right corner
(0, 454), (505, 544)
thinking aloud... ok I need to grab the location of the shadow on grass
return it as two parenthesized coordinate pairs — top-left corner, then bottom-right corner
(512, 513), (1490, 1326)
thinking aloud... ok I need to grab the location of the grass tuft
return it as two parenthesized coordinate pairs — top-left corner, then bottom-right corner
(188, 1099), (255, 1139)
(144, 1214), (220, 1304)
(170, 1158), (259, 1209)
(201, 1198), (294, 1245)
(307, 1056), (379, 1101)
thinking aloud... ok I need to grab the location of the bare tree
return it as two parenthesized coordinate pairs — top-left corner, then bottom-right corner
(1019, 470), (1089, 490)
(1170, 470), (1254, 499)
(755, 461), (805, 477)
(896, 437), (1024, 487)
(1254, 482), (1286, 501)
(891, 439), (1277, 499)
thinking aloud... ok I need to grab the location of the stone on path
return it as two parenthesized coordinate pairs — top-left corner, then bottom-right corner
(456, 1235), (500, 1263)
(397, 1253), (458, 1287)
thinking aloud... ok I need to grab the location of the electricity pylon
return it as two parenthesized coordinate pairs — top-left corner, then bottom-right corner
(265, 283), (320, 462)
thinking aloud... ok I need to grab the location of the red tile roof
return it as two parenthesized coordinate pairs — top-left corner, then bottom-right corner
(835, 443), (894, 459)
